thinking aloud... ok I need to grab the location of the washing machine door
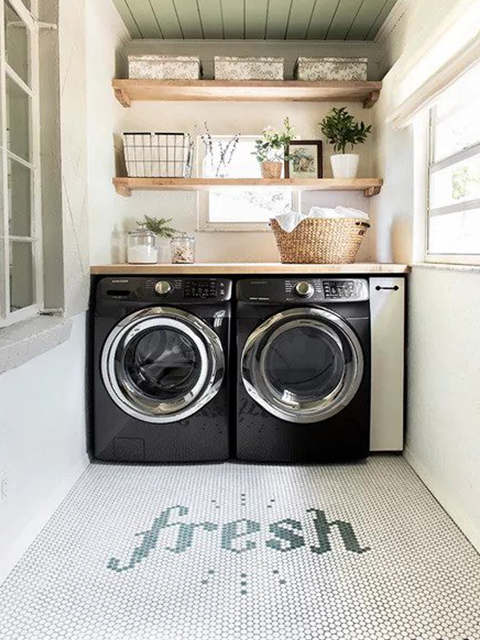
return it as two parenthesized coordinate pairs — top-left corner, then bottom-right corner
(241, 307), (364, 424)
(101, 307), (225, 423)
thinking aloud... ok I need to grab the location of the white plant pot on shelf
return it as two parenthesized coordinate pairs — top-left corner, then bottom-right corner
(330, 153), (360, 179)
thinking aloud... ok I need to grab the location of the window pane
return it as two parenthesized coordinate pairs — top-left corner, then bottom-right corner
(429, 208), (480, 255)
(433, 64), (480, 162)
(8, 158), (31, 237)
(7, 76), (30, 161)
(430, 153), (480, 209)
(5, 1), (30, 86)
(10, 240), (33, 311)
(202, 137), (261, 178)
(209, 189), (292, 224)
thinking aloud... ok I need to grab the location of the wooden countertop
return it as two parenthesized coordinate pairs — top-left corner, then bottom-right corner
(90, 263), (410, 275)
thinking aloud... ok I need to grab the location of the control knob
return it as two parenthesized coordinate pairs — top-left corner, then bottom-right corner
(294, 281), (314, 298)
(155, 280), (172, 296)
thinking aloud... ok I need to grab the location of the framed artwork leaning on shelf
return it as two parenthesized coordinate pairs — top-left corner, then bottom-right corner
(285, 141), (323, 179)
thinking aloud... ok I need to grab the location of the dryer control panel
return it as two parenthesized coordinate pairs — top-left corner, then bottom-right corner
(237, 278), (369, 303)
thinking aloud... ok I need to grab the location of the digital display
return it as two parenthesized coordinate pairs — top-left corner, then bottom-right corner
(323, 280), (356, 299)
(184, 279), (217, 299)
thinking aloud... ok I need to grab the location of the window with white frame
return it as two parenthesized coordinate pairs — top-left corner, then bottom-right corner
(197, 135), (298, 231)
(0, 0), (41, 327)
(427, 61), (480, 262)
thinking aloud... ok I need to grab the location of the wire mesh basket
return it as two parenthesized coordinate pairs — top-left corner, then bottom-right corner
(123, 132), (193, 178)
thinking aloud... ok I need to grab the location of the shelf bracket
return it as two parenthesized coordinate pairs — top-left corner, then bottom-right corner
(363, 90), (380, 109)
(114, 87), (131, 108)
(364, 186), (381, 197)
(115, 182), (132, 197)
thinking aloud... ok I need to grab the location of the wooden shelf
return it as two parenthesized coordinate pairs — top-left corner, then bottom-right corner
(113, 177), (383, 198)
(112, 79), (382, 108)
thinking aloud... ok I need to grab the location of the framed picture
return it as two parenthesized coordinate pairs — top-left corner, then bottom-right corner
(285, 141), (323, 179)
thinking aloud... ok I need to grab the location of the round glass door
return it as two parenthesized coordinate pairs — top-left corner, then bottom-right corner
(241, 308), (363, 424)
(101, 307), (224, 423)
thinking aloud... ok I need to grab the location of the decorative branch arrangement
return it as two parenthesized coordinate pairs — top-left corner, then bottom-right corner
(198, 122), (240, 178)
(138, 215), (178, 239)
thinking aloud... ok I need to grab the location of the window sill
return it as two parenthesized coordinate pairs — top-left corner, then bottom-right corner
(413, 262), (480, 274)
(0, 315), (72, 376)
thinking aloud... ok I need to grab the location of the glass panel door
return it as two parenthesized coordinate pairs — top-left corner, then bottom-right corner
(4, 0), (29, 85)
(242, 308), (364, 424)
(262, 324), (345, 407)
(120, 327), (202, 403)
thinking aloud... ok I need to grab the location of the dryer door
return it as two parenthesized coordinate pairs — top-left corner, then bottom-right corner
(241, 307), (364, 424)
(101, 307), (225, 423)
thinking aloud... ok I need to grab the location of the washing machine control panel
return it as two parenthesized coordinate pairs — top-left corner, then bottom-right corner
(98, 277), (232, 303)
(237, 278), (369, 303)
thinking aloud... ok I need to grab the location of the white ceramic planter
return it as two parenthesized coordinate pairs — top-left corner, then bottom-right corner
(330, 154), (360, 179)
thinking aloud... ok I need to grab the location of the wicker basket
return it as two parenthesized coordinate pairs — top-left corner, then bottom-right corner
(270, 217), (370, 264)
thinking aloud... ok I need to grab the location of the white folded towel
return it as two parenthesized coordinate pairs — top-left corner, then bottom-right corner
(272, 206), (369, 232)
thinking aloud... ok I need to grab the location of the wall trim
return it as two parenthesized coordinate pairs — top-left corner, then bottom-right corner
(413, 262), (480, 274)
(0, 315), (72, 376)
(0, 458), (89, 586)
(404, 448), (480, 554)
(374, 0), (408, 46)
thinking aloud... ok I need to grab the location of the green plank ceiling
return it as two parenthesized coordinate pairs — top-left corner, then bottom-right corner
(113, 0), (399, 40)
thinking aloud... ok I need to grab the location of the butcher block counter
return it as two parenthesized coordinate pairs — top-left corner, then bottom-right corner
(90, 263), (410, 275)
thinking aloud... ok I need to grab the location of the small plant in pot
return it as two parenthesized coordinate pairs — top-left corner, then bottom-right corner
(138, 215), (178, 263)
(319, 107), (371, 179)
(254, 117), (296, 179)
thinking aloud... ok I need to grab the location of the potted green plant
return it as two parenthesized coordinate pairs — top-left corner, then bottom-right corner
(137, 215), (178, 263)
(319, 107), (371, 179)
(253, 117), (296, 179)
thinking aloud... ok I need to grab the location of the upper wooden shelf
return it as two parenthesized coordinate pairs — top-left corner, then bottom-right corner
(112, 79), (382, 108)
(113, 177), (383, 198)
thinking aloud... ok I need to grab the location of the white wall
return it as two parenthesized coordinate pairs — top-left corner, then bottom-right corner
(58, 0), (90, 317)
(89, 99), (374, 264)
(372, 0), (480, 551)
(405, 267), (480, 551)
(86, 0), (131, 265)
(0, 314), (89, 583)
(369, 69), (414, 264)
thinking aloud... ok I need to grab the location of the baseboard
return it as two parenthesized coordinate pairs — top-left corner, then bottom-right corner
(404, 448), (480, 554)
(0, 457), (90, 586)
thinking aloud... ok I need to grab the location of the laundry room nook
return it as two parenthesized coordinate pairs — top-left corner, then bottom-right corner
(1, 1), (480, 639)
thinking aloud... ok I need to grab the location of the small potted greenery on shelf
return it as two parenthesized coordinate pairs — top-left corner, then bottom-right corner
(319, 107), (371, 179)
(137, 215), (178, 263)
(253, 117), (296, 179)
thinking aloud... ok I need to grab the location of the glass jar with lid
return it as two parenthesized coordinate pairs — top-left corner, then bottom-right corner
(127, 224), (158, 264)
(171, 232), (195, 264)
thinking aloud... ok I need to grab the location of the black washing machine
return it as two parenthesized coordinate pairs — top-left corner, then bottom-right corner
(236, 277), (370, 463)
(91, 276), (232, 463)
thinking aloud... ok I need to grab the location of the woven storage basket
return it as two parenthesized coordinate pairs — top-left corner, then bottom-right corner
(270, 217), (370, 264)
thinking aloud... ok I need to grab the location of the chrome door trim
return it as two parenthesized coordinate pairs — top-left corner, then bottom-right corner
(101, 307), (225, 424)
(241, 307), (364, 424)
